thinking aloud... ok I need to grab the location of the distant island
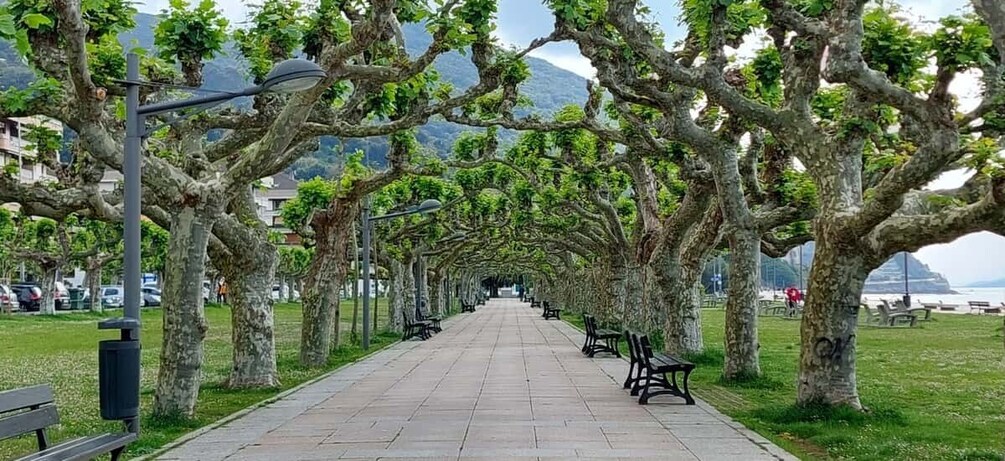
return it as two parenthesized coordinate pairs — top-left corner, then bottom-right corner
(964, 278), (1005, 288)
(862, 254), (956, 294)
(787, 243), (956, 294)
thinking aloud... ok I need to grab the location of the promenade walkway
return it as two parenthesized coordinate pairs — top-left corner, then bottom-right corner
(156, 298), (795, 460)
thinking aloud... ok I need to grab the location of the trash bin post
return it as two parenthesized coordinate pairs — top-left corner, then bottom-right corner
(98, 317), (141, 434)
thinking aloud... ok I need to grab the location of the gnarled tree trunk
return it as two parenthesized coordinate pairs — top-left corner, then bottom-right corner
(153, 207), (212, 417)
(300, 199), (355, 366)
(654, 254), (704, 356)
(797, 235), (867, 409)
(707, 148), (762, 380)
(213, 189), (280, 388)
(723, 228), (761, 379)
(85, 260), (103, 312)
(38, 264), (57, 315)
(386, 259), (407, 333)
(214, 247), (278, 387)
(428, 271), (444, 316)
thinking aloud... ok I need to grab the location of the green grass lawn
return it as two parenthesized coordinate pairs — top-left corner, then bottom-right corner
(569, 310), (1005, 461)
(0, 298), (419, 459)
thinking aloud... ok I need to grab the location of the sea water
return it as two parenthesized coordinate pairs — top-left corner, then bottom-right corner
(760, 287), (1005, 314)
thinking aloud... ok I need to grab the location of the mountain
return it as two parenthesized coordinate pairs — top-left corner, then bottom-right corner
(964, 278), (1005, 288)
(0, 14), (589, 179)
(786, 242), (955, 294)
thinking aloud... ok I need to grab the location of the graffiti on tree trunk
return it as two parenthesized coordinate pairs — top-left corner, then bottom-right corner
(813, 335), (856, 361)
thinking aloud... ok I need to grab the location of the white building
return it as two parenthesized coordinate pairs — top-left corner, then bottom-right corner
(0, 116), (61, 185)
(255, 173), (300, 245)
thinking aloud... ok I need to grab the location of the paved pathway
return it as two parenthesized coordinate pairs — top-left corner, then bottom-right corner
(156, 299), (795, 460)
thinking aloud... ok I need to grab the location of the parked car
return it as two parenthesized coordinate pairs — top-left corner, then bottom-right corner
(10, 283), (42, 311)
(272, 284), (300, 301)
(82, 286), (124, 308)
(142, 287), (161, 307)
(0, 285), (17, 312)
(54, 281), (70, 310)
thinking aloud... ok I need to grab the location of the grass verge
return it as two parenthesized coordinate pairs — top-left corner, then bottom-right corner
(566, 310), (1005, 461)
(0, 300), (399, 459)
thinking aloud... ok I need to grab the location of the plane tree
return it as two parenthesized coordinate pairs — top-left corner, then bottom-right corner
(0, 0), (554, 416)
(549, 0), (1005, 407)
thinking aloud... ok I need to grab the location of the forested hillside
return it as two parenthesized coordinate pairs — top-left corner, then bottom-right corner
(0, 14), (588, 179)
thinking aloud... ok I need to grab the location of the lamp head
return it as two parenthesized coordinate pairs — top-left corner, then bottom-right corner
(416, 199), (442, 215)
(261, 59), (327, 94)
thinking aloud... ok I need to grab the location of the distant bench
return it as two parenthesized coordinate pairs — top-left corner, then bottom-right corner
(581, 314), (620, 357)
(542, 301), (561, 320)
(968, 301), (1001, 314)
(1, 384), (136, 461)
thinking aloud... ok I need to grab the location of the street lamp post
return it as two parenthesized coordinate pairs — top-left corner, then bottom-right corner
(903, 251), (911, 307)
(98, 53), (325, 435)
(361, 199), (442, 349)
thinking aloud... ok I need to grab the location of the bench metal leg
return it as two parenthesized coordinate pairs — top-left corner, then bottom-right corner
(680, 369), (695, 405)
(111, 446), (125, 461)
(638, 373), (651, 404)
(623, 360), (636, 389)
(607, 338), (621, 358)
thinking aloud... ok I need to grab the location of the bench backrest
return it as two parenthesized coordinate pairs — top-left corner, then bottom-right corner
(582, 314), (594, 336)
(0, 385), (58, 449)
(626, 331), (647, 366)
(876, 302), (893, 319)
(638, 335), (657, 365)
(969, 301), (990, 307)
(623, 331), (636, 363)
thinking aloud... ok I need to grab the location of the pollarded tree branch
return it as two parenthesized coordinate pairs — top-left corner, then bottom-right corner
(599, 0), (784, 133)
(760, 232), (813, 258)
(868, 176), (1005, 259)
(822, 0), (933, 123)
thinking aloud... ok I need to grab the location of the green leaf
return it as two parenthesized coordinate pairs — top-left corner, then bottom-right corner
(0, 13), (16, 36)
(21, 13), (52, 29)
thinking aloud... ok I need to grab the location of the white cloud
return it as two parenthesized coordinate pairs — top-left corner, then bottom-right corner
(529, 49), (597, 79)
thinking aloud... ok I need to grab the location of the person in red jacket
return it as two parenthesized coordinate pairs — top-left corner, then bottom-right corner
(785, 287), (803, 316)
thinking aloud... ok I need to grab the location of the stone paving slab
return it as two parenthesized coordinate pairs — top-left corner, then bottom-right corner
(156, 298), (796, 461)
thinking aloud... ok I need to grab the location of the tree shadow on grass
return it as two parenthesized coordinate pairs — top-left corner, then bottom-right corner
(753, 402), (906, 426)
(682, 347), (724, 366)
(717, 372), (785, 390)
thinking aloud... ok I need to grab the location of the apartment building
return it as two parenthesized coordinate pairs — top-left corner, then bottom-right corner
(0, 116), (61, 185)
(256, 172), (300, 245)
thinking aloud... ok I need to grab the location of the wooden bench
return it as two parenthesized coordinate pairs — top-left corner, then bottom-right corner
(418, 312), (441, 333)
(872, 303), (917, 327)
(938, 302), (959, 311)
(968, 301), (1001, 314)
(460, 300), (476, 313)
(417, 302), (442, 333)
(2, 385), (136, 461)
(893, 300), (932, 320)
(758, 300), (786, 316)
(581, 314), (620, 357)
(920, 302), (941, 315)
(542, 301), (561, 320)
(403, 308), (433, 341)
(624, 332), (695, 405)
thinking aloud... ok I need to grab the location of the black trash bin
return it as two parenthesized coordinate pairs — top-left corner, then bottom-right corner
(98, 339), (140, 421)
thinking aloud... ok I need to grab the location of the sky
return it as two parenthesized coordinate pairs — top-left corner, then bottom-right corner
(135, 0), (1005, 285)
